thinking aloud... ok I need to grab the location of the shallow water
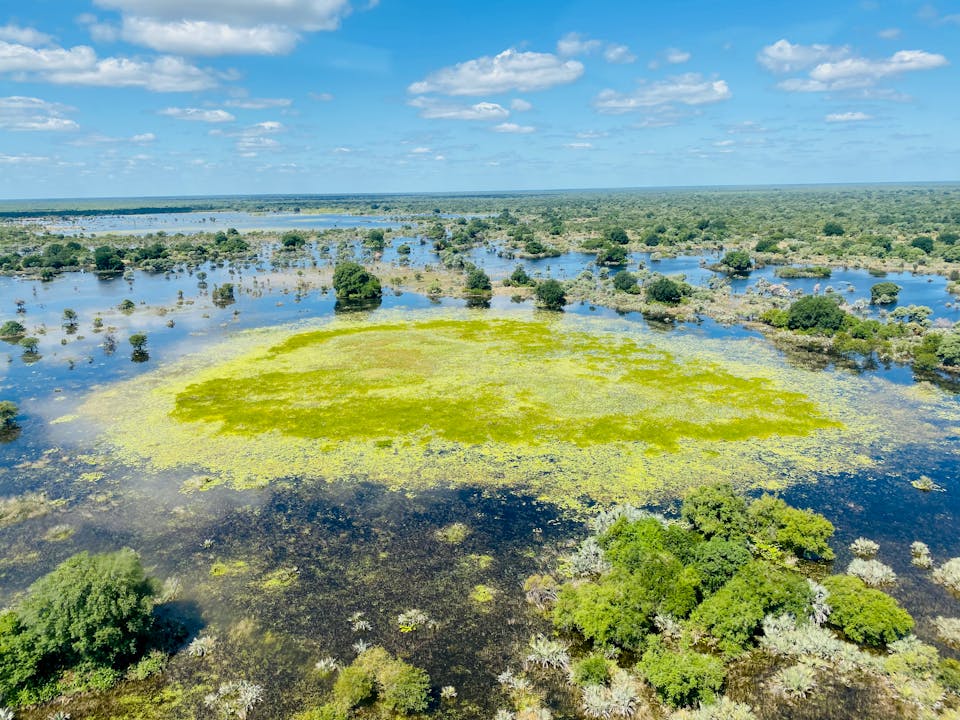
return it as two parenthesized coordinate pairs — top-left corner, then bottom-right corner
(1, 244), (959, 717)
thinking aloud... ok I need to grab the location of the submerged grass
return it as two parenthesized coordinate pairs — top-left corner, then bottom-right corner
(73, 310), (958, 506)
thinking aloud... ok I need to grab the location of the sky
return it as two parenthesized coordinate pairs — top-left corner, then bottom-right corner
(0, 0), (957, 199)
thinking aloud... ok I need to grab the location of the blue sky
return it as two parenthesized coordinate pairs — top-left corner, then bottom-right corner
(0, 0), (957, 199)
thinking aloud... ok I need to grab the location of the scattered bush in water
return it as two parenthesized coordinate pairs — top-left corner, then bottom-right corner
(719, 250), (752, 274)
(0, 321), (24, 339)
(821, 575), (913, 647)
(203, 680), (263, 720)
(775, 266), (831, 279)
(870, 281), (901, 305)
(771, 662), (817, 699)
(911, 541), (933, 569)
(645, 277), (686, 305)
(786, 295), (845, 333)
(331, 648), (429, 715)
(611, 271), (639, 294)
(933, 617), (960, 650)
(503, 265), (534, 287)
(846, 558), (897, 587)
(464, 266), (492, 293)
(535, 279), (566, 310)
(849, 537), (880, 559)
(0, 402), (18, 430)
(938, 333), (960, 367)
(933, 558), (960, 594)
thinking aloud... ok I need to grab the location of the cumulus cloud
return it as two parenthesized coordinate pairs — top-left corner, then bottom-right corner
(510, 98), (533, 112)
(225, 97), (292, 109)
(665, 48), (691, 64)
(0, 40), (218, 91)
(826, 111), (872, 122)
(159, 107), (235, 122)
(0, 25), (53, 46)
(493, 122), (535, 133)
(564, 142), (593, 149)
(0, 153), (51, 164)
(777, 49), (948, 92)
(594, 73), (732, 113)
(878, 28), (901, 40)
(0, 96), (78, 131)
(92, 0), (354, 55)
(758, 39), (851, 73)
(408, 96), (510, 121)
(120, 17), (299, 55)
(604, 44), (636, 64)
(408, 48), (584, 96)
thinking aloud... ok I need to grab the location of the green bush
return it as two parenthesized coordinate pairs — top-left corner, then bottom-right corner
(823, 221), (845, 236)
(612, 271), (638, 293)
(465, 267), (492, 292)
(352, 647), (431, 715)
(603, 227), (629, 245)
(333, 262), (382, 300)
(754, 237), (780, 253)
(535, 279), (566, 310)
(571, 654), (611, 686)
(870, 282), (901, 305)
(786, 295), (845, 333)
(637, 637), (725, 708)
(295, 703), (349, 720)
(939, 658), (960, 693)
(596, 244), (627, 265)
(749, 495), (835, 560)
(506, 265), (534, 287)
(0, 321), (25, 338)
(281, 231), (307, 249)
(681, 483), (751, 540)
(646, 277), (683, 304)
(720, 250), (752, 274)
(0, 401), (18, 428)
(911, 236), (934, 253)
(760, 308), (789, 328)
(821, 575), (913, 647)
(937, 333), (960, 366)
(693, 538), (751, 594)
(333, 665), (375, 709)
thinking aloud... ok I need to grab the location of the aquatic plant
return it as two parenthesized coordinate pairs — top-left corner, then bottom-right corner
(0, 709), (13, 720)
(440, 686), (457, 700)
(524, 635), (570, 671)
(494, 710), (516, 720)
(561, 536), (610, 578)
(911, 541), (933, 569)
(846, 558), (897, 587)
(849, 537), (880, 558)
(157, 576), (183, 603)
(203, 680), (264, 719)
(314, 657), (340, 676)
(771, 662), (817, 699)
(187, 635), (217, 657)
(670, 697), (758, 720)
(352, 639), (370, 655)
(348, 612), (372, 633)
(911, 475), (944, 492)
(654, 613), (683, 641)
(807, 580), (831, 626)
(932, 558), (960, 594)
(523, 575), (558, 610)
(396, 609), (436, 633)
(933, 617), (960, 649)
(590, 505), (672, 534)
(435, 522), (471, 544)
(470, 584), (497, 604)
(47, 713), (70, 720)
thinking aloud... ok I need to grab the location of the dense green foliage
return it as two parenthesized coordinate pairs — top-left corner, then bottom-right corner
(333, 262), (382, 300)
(464, 267), (492, 293)
(720, 250), (752, 274)
(870, 282), (901, 305)
(612, 270), (639, 293)
(0, 400), (17, 428)
(535, 279), (567, 310)
(936, 333), (960, 366)
(603, 227), (629, 245)
(786, 295), (846, 332)
(645, 277), (684, 304)
(821, 575), (914, 647)
(637, 637), (725, 707)
(332, 648), (430, 715)
(0, 550), (157, 706)
(0, 321), (24, 338)
(504, 265), (534, 287)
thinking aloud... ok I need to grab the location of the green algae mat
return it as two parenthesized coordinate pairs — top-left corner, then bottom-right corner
(73, 312), (958, 505)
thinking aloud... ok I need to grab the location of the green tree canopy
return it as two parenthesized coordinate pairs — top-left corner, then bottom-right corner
(535, 279), (567, 310)
(333, 262), (382, 300)
(786, 295), (845, 333)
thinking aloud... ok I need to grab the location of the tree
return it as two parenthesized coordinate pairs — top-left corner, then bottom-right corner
(612, 271), (638, 293)
(749, 495), (835, 560)
(637, 637), (725, 708)
(720, 250), (752, 274)
(755, 237), (780, 253)
(911, 236), (934, 254)
(0, 321), (25, 339)
(19, 337), (39, 355)
(281, 231), (306, 250)
(681, 483), (751, 540)
(0, 400), (17, 428)
(18, 549), (156, 669)
(333, 262), (382, 300)
(364, 229), (386, 251)
(94, 246), (124, 272)
(128, 333), (148, 352)
(603, 227), (629, 245)
(821, 575), (913, 647)
(212, 283), (236, 306)
(62, 308), (78, 328)
(505, 265), (534, 287)
(937, 333), (960, 366)
(823, 221), (845, 236)
(786, 295), (845, 332)
(646, 277), (683, 304)
(870, 281), (901, 305)
(464, 267), (492, 293)
(596, 244), (627, 265)
(535, 279), (566, 310)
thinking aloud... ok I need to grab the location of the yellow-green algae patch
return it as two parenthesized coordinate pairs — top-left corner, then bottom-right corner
(76, 311), (959, 506)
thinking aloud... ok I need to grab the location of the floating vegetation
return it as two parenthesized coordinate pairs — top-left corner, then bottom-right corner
(932, 558), (960, 594)
(524, 634), (570, 671)
(258, 566), (299, 591)
(434, 522), (470, 544)
(314, 657), (340, 676)
(849, 537), (880, 558)
(846, 558), (897, 588)
(771, 662), (818, 700)
(203, 680), (263, 720)
(469, 583), (497, 604)
(209, 560), (250, 577)
(0, 492), (64, 528)
(186, 635), (217, 658)
(396, 609), (436, 633)
(911, 475), (945, 492)
(440, 685), (457, 700)
(911, 542), (933, 569)
(73, 311), (958, 506)
(349, 612), (372, 633)
(42, 523), (74, 542)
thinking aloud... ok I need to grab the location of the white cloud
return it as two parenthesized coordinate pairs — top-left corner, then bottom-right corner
(333, 146), (352, 153)
(121, 17), (299, 55)
(594, 73), (732, 113)
(825, 111), (872, 122)
(160, 107), (235, 122)
(0, 40), (218, 91)
(310, 91), (334, 101)
(510, 98), (533, 112)
(0, 153), (51, 164)
(410, 146), (431, 154)
(132, 132), (156, 142)
(77, 14), (120, 43)
(408, 96), (510, 121)
(0, 96), (78, 131)
(778, 49), (948, 92)
(604, 44), (636, 64)
(564, 142), (593, 149)
(493, 122), (535, 133)
(576, 130), (608, 139)
(225, 97), (292, 109)
(92, 0), (354, 55)
(557, 32), (601, 57)
(0, 25), (53, 46)
(758, 39), (850, 73)
(408, 48), (584, 96)
(878, 28), (901, 39)
(665, 48), (691, 64)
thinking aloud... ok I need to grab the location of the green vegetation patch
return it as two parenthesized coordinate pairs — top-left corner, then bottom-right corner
(76, 311), (955, 505)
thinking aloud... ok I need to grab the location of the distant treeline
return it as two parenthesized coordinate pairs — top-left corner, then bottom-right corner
(0, 206), (198, 219)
